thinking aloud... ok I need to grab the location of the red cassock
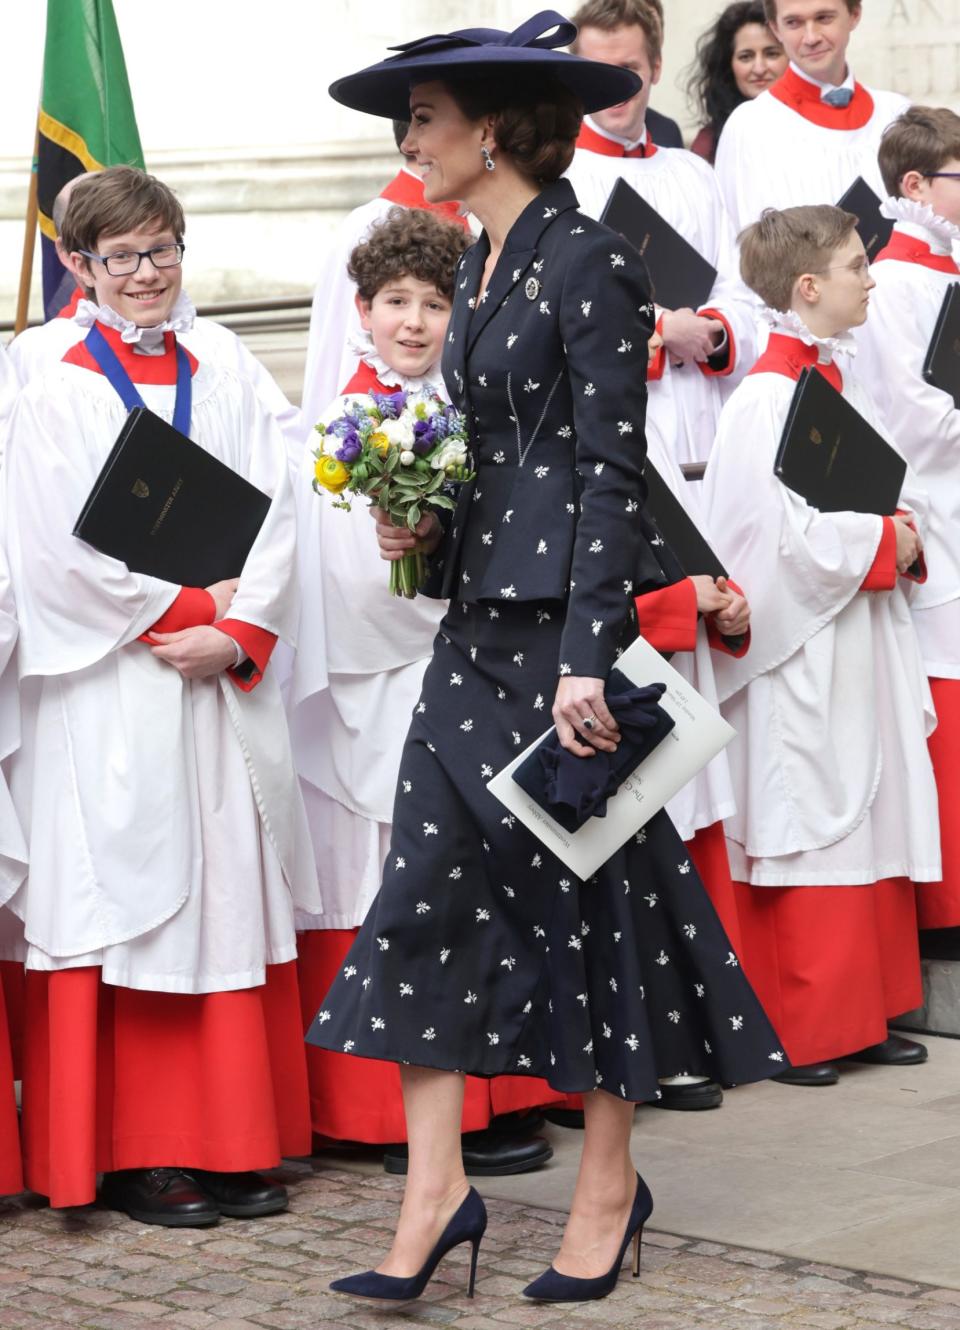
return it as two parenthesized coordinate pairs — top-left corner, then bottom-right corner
(22, 963), (310, 1209)
(0, 965), (23, 1196)
(917, 677), (960, 928)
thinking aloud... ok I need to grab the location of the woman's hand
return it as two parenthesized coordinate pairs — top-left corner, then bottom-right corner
(892, 514), (923, 575)
(150, 626), (238, 679)
(553, 676), (620, 758)
(711, 576), (750, 638)
(205, 578), (240, 619)
(370, 506), (442, 561)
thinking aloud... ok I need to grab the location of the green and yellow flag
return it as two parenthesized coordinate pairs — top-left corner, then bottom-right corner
(37, 0), (144, 317)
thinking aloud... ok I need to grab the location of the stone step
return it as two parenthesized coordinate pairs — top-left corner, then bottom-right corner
(899, 957), (960, 1038)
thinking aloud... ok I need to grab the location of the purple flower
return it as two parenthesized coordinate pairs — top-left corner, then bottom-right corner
(412, 419), (436, 453)
(336, 431), (362, 463)
(371, 390), (407, 419)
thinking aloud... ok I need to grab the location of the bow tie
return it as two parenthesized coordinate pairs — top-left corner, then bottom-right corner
(822, 86), (854, 107)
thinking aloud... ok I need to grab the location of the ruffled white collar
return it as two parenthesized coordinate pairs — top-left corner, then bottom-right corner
(880, 196), (960, 255)
(761, 306), (857, 363)
(346, 328), (445, 396)
(74, 290), (196, 355)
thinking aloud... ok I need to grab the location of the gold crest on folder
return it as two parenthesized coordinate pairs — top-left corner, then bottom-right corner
(131, 479), (150, 499)
(809, 427), (823, 445)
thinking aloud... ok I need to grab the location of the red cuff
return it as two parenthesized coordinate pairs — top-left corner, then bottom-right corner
(861, 517), (898, 591)
(634, 578), (698, 653)
(215, 619), (278, 692)
(647, 313), (666, 382)
(139, 587), (215, 643)
(696, 307), (736, 378)
(705, 577), (751, 657)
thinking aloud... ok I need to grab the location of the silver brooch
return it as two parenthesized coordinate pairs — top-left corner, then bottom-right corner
(525, 276), (540, 301)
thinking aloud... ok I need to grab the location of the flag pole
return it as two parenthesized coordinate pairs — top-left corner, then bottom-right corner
(14, 128), (40, 335)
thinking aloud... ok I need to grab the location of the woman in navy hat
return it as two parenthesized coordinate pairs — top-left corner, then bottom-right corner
(308, 10), (785, 1305)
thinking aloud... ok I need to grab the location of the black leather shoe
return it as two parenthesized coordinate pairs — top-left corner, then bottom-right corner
(653, 1080), (724, 1110)
(845, 1034), (928, 1066)
(99, 1168), (220, 1227)
(772, 1062), (839, 1087)
(183, 1169), (288, 1218)
(481, 1110), (546, 1138)
(384, 1132), (553, 1177)
(543, 1107), (585, 1129)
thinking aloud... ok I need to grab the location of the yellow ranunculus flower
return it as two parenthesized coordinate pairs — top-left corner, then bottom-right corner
(315, 455), (350, 493)
(369, 431), (390, 456)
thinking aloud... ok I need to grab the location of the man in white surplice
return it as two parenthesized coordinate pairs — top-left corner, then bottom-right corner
(3, 167), (321, 1225)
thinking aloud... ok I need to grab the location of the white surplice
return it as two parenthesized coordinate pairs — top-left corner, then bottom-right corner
(854, 204), (960, 680)
(6, 294), (304, 475)
(715, 67), (909, 232)
(3, 334), (322, 992)
(702, 329), (940, 886)
(565, 144), (756, 467)
(288, 362), (447, 929)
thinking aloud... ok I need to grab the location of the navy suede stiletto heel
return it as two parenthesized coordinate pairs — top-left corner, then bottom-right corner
(522, 1173), (653, 1302)
(330, 1187), (487, 1302)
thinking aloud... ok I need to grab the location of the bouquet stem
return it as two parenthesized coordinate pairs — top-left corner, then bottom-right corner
(390, 551), (426, 599)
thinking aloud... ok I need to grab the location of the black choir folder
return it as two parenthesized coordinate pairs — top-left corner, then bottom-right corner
(643, 462), (727, 580)
(836, 177), (893, 261)
(73, 406), (270, 587)
(599, 177), (718, 312)
(922, 282), (960, 409)
(775, 367), (906, 514)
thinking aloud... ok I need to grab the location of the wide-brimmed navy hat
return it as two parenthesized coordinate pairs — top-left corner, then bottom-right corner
(328, 10), (642, 119)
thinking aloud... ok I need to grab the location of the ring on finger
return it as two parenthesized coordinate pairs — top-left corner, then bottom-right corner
(582, 714), (599, 732)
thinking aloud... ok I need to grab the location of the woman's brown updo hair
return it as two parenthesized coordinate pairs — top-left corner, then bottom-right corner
(447, 73), (583, 183)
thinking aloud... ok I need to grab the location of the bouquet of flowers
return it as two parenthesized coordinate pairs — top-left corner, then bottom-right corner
(313, 389), (474, 598)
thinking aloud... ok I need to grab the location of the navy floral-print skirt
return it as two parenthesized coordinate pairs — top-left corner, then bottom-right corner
(307, 600), (787, 1100)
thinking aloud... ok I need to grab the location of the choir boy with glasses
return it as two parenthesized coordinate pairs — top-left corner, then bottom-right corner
(7, 171), (303, 473)
(702, 203), (938, 1086)
(715, 1), (909, 231)
(2, 165), (322, 1225)
(855, 107), (960, 934)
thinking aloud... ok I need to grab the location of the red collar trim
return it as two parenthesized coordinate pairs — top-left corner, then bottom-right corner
(379, 170), (471, 231)
(748, 332), (843, 392)
(874, 228), (960, 274)
(341, 361), (399, 396)
(576, 121), (657, 159)
(767, 65), (874, 131)
(62, 323), (199, 383)
(56, 286), (84, 320)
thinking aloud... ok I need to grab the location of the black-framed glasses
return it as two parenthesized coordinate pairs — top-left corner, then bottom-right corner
(925, 173), (960, 181)
(78, 242), (185, 276)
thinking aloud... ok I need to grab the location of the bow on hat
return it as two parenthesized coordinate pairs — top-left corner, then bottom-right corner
(388, 11), (578, 60)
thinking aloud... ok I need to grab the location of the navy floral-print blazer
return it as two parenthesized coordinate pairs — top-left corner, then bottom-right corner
(430, 176), (676, 679)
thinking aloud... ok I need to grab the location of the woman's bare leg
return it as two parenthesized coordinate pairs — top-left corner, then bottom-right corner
(376, 1065), (469, 1277)
(552, 1089), (639, 1278)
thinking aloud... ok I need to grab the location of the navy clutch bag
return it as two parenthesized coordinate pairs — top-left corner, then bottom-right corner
(511, 671), (675, 833)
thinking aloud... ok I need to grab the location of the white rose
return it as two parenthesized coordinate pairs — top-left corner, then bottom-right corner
(400, 449), (416, 466)
(381, 415), (415, 448)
